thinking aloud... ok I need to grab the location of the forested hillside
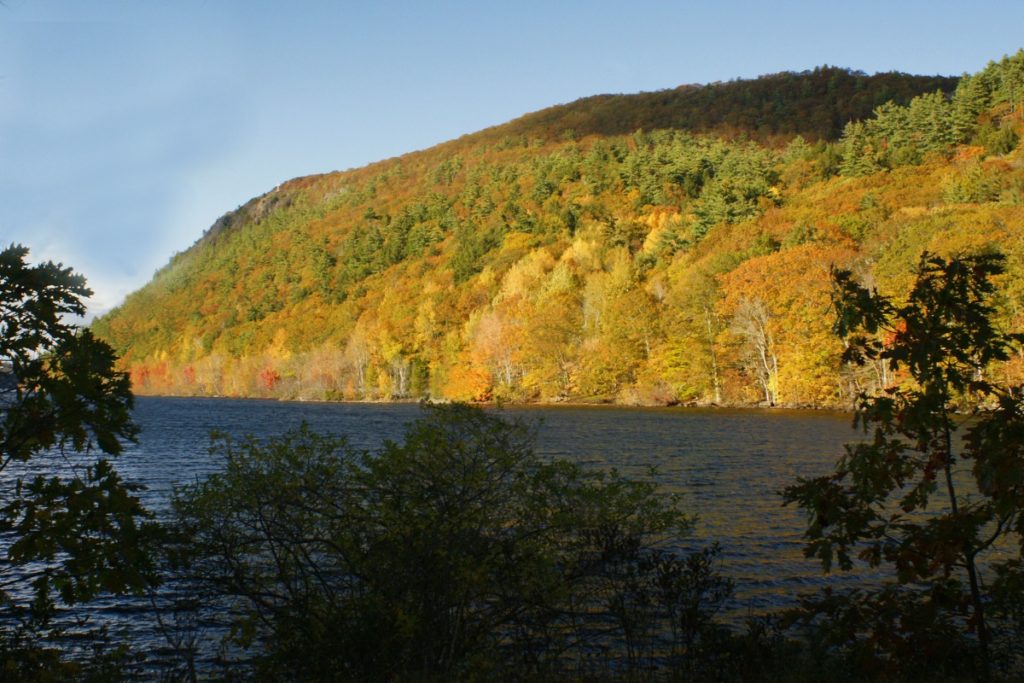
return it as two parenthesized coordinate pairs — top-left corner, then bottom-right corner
(93, 56), (1024, 407)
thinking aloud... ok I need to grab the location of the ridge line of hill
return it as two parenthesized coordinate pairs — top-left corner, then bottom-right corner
(93, 54), (1024, 408)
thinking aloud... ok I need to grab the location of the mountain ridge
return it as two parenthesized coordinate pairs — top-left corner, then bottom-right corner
(172, 67), (958, 262)
(93, 54), (1024, 408)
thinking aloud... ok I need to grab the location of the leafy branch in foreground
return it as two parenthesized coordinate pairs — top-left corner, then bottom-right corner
(784, 251), (1024, 680)
(0, 244), (160, 677)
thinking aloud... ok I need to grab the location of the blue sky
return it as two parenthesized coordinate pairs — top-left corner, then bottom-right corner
(2, 0), (1023, 318)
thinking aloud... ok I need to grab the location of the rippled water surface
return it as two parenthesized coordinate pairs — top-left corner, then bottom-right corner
(118, 398), (862, 609)
(11, 397), (866, 664)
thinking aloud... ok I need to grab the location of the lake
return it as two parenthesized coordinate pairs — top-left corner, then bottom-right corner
(120, 397), (864, 603)
(8, 396), (866, 666)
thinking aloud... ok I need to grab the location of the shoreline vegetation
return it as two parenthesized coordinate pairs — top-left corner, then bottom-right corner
(94, 54), (1024, 412)
(130, 390), (855, 413)
(152, 253), (1024, 681)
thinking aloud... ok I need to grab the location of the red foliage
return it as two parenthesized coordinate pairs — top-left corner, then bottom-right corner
(259, 367), (281, 391)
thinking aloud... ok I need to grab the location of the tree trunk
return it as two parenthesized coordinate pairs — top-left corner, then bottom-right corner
(941, 415), (990, 681)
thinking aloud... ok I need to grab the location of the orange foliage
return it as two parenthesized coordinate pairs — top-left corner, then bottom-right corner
(443, 362), (493, 402)
(719, 244), (856, 405)
(100, 60), (1024, 409)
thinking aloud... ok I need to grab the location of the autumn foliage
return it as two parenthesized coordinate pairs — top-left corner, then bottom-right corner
(92, 54), (1024, 408)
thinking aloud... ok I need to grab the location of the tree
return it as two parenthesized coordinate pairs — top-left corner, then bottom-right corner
(951, 74), (990, 142)
(731, 297), (779, 405)
(0, 245), (158, 672)
(719, 245), (854, 407)
(783, 252), (1024, 680)
(839, 120), (883, 177)
(173, 403), (700, 680)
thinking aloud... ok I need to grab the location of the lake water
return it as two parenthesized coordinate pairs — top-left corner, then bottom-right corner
(121, 397), (865, 602)
(7, 396), (866, 666)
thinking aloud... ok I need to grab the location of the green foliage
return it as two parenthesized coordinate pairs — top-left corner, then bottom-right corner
(943, 161), (1003, 203)
(0, 626), (142, 683)
(976, 121), (1020, 156)
(839, 50), (1024, 178)
(173, 404), (729, 680)
(952, 74), (990, 140)
(839, 121), (884, 177)
(784, 252), (1024, 679)
(984, 50), (1024, 111)
(451, 220), (504, 283)
(839, 91), (956, 174)
(783, 584), (976, 682)
(0, 244), (159, 675)
(431, 154), (463, 186)
(781, 223), (823, 248)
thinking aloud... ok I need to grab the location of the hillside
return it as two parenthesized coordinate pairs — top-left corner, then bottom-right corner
(459, 66), (956, 144)
(92, 56), (1024, 407)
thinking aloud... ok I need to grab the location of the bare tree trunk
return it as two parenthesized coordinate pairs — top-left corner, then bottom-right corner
(703, 304), (722, 404)
(940, 409), (990, 680)
(734, 297), (778, 405)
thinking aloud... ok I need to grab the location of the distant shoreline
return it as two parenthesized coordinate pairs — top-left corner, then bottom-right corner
(131, 392), (854, 416)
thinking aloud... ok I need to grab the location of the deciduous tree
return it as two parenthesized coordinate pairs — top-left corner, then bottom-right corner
(0, 244), (158, 672)
(784, 252), (1024, 680)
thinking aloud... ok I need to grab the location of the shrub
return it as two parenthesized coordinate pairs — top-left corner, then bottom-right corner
(173, 404), (718, 680)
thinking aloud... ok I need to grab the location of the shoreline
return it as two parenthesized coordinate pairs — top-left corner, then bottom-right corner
(131, 392), (855, 416)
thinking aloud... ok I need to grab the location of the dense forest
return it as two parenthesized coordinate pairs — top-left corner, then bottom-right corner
(92, 56), (1024, 408)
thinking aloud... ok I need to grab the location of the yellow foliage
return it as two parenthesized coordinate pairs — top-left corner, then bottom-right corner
(640, 209), (682, 253)
(497, 250), (556, 302)
(99, 72), (1024, 408)
(560, 238), (602, 273)
(443, 361), (493, 402)
(267, 328), (292, 361)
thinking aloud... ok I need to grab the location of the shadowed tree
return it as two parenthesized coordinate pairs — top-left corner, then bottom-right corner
(0, 244), (159, 675)
(784, 251), (1024, 681)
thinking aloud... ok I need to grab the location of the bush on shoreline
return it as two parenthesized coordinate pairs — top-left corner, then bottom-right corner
(170, 403), (751, 680)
